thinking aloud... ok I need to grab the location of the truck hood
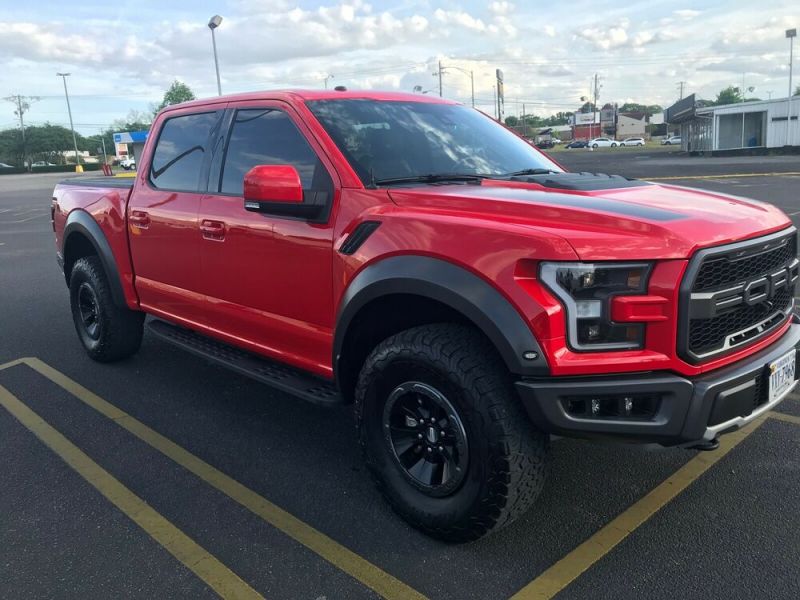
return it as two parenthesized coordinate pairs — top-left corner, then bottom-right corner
(388, 179), (791, 260)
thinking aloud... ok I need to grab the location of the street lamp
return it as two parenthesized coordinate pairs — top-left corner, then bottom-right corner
(323, 74), (334, 89)
(788, 28), (796, 145)
(208, 15), (223, 96)
(441, 65), (475, 107)
(56, 73), (82, 173)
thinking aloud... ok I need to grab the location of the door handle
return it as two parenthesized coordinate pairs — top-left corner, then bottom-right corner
(129, 210), (150, 229)
(200, 219), (226, 241)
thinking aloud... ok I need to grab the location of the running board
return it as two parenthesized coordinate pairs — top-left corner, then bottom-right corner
(147, 319), (344, 406)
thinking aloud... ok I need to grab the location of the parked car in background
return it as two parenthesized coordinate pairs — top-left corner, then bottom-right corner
(31, 161), (56, 167)
(535, 140), (555, 149)
(587, 137), (617, 148)
(120, 157), (136, 170)
(564, 140), (588, 149)
(0, 162), (16, 168)
(662, 135), (682, 145)
(621, 137), (645, 147)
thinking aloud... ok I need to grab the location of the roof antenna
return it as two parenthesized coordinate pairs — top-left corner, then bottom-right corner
(334, 85), (347, 92)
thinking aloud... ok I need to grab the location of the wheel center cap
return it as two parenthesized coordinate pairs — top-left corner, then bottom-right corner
(426, 426), (438, 444)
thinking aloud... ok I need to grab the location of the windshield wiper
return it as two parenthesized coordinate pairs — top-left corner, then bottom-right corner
(373, 173), (487, 186)
(492, 168), (561, 178)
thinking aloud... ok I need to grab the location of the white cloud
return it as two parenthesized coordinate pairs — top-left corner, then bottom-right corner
(674, 9), (701, 19)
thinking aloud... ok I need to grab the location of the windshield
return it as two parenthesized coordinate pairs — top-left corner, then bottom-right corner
(306, 99), (562, 185)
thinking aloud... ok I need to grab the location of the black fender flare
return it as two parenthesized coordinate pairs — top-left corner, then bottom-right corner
(333, 256), (548, 381)
(62, 210), (127, 308)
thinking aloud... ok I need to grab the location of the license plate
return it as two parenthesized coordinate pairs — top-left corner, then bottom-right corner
(768, 351), (796, 404)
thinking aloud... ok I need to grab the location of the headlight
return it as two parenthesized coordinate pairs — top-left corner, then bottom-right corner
(540, 262), (651, 351)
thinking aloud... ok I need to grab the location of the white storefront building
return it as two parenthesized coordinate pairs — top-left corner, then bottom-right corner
(666, 94), (799, 153)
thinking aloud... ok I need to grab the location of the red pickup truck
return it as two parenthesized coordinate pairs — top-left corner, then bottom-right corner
(52, 90), (799, 541)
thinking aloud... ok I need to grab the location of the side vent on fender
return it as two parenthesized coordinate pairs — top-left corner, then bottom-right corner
(340, 221), (381, 255)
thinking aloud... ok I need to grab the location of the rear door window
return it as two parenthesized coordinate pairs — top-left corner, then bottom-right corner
(150, 112), (220, 192)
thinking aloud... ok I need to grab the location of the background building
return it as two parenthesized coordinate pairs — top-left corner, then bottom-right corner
(666, 94), (799, 152)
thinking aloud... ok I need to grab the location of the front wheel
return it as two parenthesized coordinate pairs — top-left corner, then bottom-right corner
(355, 324), (549, 542)
(592, 143), (598, 148)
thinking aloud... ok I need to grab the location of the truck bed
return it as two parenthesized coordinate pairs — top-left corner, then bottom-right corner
(58, 177), (134, 190)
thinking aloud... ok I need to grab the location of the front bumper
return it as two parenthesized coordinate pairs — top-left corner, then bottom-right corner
(516, 322), (800, 446)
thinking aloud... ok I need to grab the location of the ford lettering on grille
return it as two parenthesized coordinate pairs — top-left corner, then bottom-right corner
(689, 260), (800, 320)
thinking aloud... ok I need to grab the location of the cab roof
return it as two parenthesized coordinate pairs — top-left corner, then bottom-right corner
(160, 89), (459, 114)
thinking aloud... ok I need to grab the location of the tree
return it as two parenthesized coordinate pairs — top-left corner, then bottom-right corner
(0, 123), (93, 165)
(155, 80), (196, 113)
(504, 116), (519, 127)
(795, 85), (800, 96)
(618, 103), (663, 116)
(713, 85), (743, 105)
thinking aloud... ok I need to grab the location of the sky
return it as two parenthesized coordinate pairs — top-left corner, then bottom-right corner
(0, 0), (798, 135)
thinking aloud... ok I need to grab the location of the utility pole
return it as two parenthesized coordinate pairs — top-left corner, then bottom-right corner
(57, 73), (82, 172)
(438, 61), (443, 97)
(522, 102), (526, 138)
(677, 81), (687, 99)
(492, 85), (497, 120)
(4, 94), (38, 171)
(593, 73), (599, 137)
(788, 28), (796, 146)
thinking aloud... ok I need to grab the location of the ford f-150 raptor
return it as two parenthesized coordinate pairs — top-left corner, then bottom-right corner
(52, 90), (799, 541)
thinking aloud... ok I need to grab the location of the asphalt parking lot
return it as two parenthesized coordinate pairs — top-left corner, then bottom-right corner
(1, 158), (799, 600)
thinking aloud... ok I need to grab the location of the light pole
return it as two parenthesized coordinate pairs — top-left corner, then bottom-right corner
(788, 28), (796, 146)
(56, 73), (82, 173)
(208, 15), (223, 96)
(439, 64), (475, 107)
(323, 74), (334, 89)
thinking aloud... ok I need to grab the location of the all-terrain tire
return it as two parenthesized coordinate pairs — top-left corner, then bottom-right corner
(355, 323), (549, 542)
(69, 256), (144, 362)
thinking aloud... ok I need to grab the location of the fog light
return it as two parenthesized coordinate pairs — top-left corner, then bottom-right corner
(624, 397), (633, 416)
(562, 394), (661, 420)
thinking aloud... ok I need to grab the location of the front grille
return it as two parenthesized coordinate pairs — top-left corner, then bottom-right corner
(688, 288), (792, 355)
(679, 229), (798, 363)
(693, 236), (796, 291)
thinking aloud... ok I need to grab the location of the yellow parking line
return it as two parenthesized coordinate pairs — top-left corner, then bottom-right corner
(7, 357), (426, 600)
(0, 384), (263, 600)
(509, 416), (767, 600)
(769, 411), (800, 426)
(646, 172), (800, 181)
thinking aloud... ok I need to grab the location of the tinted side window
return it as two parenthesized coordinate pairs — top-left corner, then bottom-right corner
(150, 112), (219, 191)
(220, 109), (329, 195)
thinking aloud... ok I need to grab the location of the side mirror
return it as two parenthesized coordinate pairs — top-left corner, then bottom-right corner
(243, 165), (303, 205)
(242, 164), (326, 220)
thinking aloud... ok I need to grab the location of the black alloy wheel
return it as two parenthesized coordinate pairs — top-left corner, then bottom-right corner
(77, 282), (101, 340)
(382, 381), (468, 497)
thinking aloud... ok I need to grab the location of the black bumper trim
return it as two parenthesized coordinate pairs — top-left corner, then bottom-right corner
(516, 322), (800, 446)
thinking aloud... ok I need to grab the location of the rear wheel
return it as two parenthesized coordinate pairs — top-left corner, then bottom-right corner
(355, 324), (549, 542)
(69, 256), (144, 362)
(592, 143), (598, 148)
